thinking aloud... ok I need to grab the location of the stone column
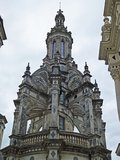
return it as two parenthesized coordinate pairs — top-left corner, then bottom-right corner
(51, 79), (60, 127)
(111, 68), (120, 120)
(49, 65), (60, 128)
(0, 115), (7, 148)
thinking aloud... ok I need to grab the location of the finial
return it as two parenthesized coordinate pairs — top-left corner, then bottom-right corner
(94, 79), (100, 92)
(94, 80), (100, 96)
(94, 79), (98, 88)
(84, 62), (91, 75)
(26, 62), (30, 72)
(23, 62), (31, 77)
(84, 62), (88, 71)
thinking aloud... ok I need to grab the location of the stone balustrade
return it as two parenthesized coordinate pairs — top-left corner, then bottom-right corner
(59, 131), (89, 147)
(22, 132), (48, 146)
(10, 131), (89, 148)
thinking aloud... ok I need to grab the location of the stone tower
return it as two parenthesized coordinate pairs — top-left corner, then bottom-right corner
(1, 10), (111, 160)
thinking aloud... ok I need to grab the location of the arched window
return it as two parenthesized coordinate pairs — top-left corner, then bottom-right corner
(73, 157), (78, 160)
(61, 40), (65, 58)
(59, 116), (65, 130)
(52, 40), (56, 58)
(26, 119), (31, 133)
(30, 156), (34, 160)
(60, 91), (65, 105)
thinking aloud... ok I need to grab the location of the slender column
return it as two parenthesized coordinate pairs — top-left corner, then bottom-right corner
(111, 69), (120, 120)
(51, 80), (60, 127)
(50, 65), (60, 128)
(114, 78), (120, 120)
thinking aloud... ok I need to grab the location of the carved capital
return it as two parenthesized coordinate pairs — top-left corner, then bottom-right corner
(110, 67), (120, 80)
(108, 53), (120, 80)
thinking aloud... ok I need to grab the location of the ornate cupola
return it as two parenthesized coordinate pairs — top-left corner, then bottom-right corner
(55, 9), (65, 27)
(46, 9), (73, 59)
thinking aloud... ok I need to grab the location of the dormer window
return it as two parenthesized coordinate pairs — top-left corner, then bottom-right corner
(61, 40), (65, 58)
(52, 40), (56, 58)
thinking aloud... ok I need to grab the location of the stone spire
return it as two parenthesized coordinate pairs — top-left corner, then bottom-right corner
(83, 62), (92, 82)
(93, 80), (101, 99)
(23, 62), (31, 78)
(84, 62), (90, 74)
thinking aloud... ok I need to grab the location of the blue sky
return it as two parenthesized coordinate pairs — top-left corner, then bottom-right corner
(0, 0), (120, 159)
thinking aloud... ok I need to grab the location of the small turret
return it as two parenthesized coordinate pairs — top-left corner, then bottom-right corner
(83, 62), (92, 82)
(93, 80), (101, 99)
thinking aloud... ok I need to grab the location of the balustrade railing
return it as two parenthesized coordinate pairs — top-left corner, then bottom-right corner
(11, 131), (89, 148)
(59, 131), (89, 147)
(22, 132), (48, 146)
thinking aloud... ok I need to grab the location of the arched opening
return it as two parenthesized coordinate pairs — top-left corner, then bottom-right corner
(73, 126), (80, 133)
(61, 40), (65, 58)
(39, 126), (43, 132)
(26, 119), (31, 133)
(60, 91), (65, 105)
(73, 157), (78, 160)
(59, 116), (65, 130)
(52, 40), (56, 58)
(30, 156), (34, 160)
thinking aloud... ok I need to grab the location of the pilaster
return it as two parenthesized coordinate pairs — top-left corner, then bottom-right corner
(109, 58), (120, 120)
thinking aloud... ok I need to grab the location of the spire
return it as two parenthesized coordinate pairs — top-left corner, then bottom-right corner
(23, 63), (31, 78)
(83, 62), (92, 82)
(94, 79), (98, 88)
(84, 62), (90, 75)
(93, 80), (101, 99)
(94, 80), (99, 92)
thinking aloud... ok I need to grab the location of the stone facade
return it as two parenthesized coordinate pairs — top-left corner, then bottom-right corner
(0, 16), (7, 47)
(0, 15), (7, 160)
(0, 114), (7, 148)
(0, 114), (7, 160)
(99, 0), (120, 157)
(1, 10), (111, 160)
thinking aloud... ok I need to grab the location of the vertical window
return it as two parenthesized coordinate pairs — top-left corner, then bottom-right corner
(59, 116), (65, 130)
(61, 40), (65, 58)
(52, 40), (56, 58)
(26, 120), (31, 133)
(60, 91), (65, 105)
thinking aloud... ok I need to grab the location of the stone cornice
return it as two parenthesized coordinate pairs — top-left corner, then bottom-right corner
(99, 0), (120, 64)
